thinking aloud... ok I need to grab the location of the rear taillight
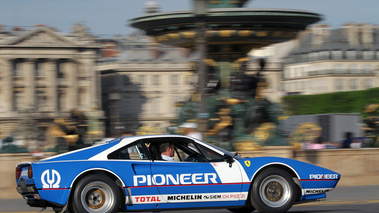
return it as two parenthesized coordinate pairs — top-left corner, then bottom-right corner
(28, 166), (33, 178)
(15, 165), (33, 179)
(16, 165), (22, 179)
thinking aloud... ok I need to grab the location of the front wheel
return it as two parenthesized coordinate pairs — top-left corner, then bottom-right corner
(251, 168), (297, 213)
(71, 174), (122, 213)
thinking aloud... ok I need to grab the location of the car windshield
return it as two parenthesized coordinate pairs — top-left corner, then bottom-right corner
(200, 140), (244, 160)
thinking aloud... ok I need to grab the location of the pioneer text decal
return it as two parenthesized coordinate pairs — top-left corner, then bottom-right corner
(309, 174), (339, 180)
(133, 173), (217, 186)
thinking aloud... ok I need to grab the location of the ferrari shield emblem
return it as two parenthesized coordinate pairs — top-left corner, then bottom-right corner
(245, 160), (251, 167)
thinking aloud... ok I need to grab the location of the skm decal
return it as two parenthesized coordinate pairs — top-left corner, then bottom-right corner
(41, 169), (61, 189)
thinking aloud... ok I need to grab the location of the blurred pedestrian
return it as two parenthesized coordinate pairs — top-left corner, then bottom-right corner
(341, 132), (353, 148)
(180, 122), (202, 140)
(350, 137), (363, 148)
(308, 136), (326, 149)
(121, 130), (134, 137)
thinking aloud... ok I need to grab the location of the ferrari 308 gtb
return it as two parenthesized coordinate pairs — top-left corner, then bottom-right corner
(16, 135), (340, 213)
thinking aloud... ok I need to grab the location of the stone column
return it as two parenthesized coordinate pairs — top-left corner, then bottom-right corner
(24, 59), (35, 108)
(2, 59), (13, 111)
(82, 58), (98, 110)
(45, 59), (57, 111)
(66, 60), (78, 110)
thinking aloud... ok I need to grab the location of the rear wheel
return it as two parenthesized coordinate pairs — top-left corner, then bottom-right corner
(251, 168), (297, 213)
(71, 174), (121, 213)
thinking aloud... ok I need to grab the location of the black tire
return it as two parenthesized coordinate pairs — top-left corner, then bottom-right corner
(71, 174), (121, 213)
(251, 168), (297, 213)
(227, 207), (255, 213)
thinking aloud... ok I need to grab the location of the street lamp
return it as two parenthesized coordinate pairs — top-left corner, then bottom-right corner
(193, 0), (208, 136)
(109, 90), (121, 137)
(194, 0), (208, 16)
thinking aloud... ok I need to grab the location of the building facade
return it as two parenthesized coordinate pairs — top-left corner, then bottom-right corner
(282, 23), (379, 95)
(98, 33), (196, 136)
(0, 24), (103, 147)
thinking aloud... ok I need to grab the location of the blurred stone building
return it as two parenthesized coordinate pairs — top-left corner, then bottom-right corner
(97, 31), (196, 136)
(282, 23), (379, 95)
(2, 17), (379, 147)
(96, 1), (196, 136)
(0, 24), (103, 146)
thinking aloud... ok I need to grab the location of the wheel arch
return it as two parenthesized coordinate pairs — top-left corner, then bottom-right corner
(249, 163), (303, 202)
(67, 168), (126, 208)
(70, 168), (126, 188)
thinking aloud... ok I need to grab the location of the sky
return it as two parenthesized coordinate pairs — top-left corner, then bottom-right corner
(0, 0), (378, 37)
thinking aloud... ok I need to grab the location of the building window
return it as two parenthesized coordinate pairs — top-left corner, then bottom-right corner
(364, 79), (372, 89)
(56, 61), (64, 78)
(349, 64), (357, 74)
(347, 51), (356, 60)
(363, 51), (374, 60)
(320, 51), (330, 60)
(171, 75), (179, 85)
(78, 63), (86, 77)
(335, 79), (344, 91)
(350, 79), (358, 90)
(123, 76), (131, 85)
(13, 91), (22, 111)
(309, 52), (318, 61)
(78, 88), (86, 107)
(152, 75), (160, 86)
(35, 60), (44, 76)
(332, 50), (343, 60)
(318, 65), (327, 75)
(12, 60), (21, 76)
(334, 64), (343, 73)
(57, 90), (65, 111)
(151, 98), (160, 115)
(36, 90), (46, 110)
(301, 54), (308, 61)
(363, 64), (372, 74)
(138, 75), (145, 85)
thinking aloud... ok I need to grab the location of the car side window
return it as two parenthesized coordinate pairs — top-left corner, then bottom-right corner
(147, 141), (208, 162)
(108, 142), (149, 160)
(196, 144), (224, 162)
(178, 142), (207, 162)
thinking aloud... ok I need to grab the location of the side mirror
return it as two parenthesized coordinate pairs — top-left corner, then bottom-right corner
(223, 154), (234, 168)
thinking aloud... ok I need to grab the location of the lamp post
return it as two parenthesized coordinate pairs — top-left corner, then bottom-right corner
(193, 0), (208, 137)
(109, 90), (121, 137)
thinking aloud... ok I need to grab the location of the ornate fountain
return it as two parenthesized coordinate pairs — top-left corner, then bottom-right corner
(131, 0), (321, 150)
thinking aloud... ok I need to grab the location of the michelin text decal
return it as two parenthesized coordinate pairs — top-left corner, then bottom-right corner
(304, 188), (333, 194)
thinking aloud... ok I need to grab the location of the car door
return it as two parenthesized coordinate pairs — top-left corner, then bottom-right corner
(149, 137), (245, 207)
(107, 141), (165, 209)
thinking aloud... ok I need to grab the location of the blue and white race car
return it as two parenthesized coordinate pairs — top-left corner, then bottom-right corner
(16, 135), (340, 213)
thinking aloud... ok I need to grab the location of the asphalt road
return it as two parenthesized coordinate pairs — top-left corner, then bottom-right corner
(1, 185), (378, 213)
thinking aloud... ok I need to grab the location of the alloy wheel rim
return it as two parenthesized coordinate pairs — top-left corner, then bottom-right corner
(259, 175), (291, 207)
(81, 181), (115, 212)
